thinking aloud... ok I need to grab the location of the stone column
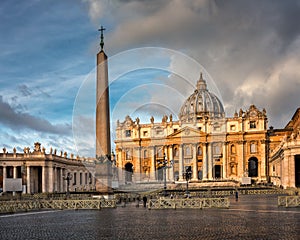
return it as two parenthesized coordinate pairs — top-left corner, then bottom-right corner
(48, 167), (54, 193)
(260, 140), (266, 181)
(150, 147), (156, 180)
(27, 166), (31, 194)
(13, 166), (17, 196)
(192, 144), (198, 180)
(241, 141), (245, 178)
(61, 168), (65, 192)
(134, 147), (141, 182)
(3, 166), (6, 192)
(168, 145), (174, 181)
(179, 144), (184, 181)
(208, 144), (213, 179)
(58, 168), (62, 192)
(13, 166), (17, 178)
(222, 143), (227, 179)
(202, 143), (207, 180)
(54, 167), (57, 192)
(42, 166), (46, 193)
(164, 146), (169, 181)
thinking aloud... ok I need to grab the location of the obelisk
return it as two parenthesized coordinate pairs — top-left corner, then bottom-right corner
(95, 26), (113, 194)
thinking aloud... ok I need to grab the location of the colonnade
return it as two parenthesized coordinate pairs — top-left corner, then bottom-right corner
(1, 165), (95, 194)
(117, 142), (230, 183)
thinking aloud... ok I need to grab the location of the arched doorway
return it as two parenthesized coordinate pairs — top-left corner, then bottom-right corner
(198, 170), (203, 180)
(213, 165), (221, 179)
(157, 167), (164, 181)
(248, 157), (258, 177)
(125, 163), (133, 183)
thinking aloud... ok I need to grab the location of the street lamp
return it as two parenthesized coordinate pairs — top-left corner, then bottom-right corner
(63, 172), (73, 198)
(158, 153), (174, 196)
(183, 166), (192, 197)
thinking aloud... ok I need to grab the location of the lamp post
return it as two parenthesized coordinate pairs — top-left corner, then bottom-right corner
(183, 166), (192, 197)
(158, 153), (174, 196)
(63, 172), (73, 198)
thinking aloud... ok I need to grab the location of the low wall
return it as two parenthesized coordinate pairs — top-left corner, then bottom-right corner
(278, 196), (300, 207)
(148, 197), (230, 210)
(0, 199), (116, 214)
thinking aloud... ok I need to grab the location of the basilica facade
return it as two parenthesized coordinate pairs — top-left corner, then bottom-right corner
(115, 74), (272, 185)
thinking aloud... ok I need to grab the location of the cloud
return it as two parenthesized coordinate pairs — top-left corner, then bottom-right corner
(0, 95), (71, 135)
(82, 0), (300, 128)
(82, 0), (110, 24)
(18, 84), (32, 97)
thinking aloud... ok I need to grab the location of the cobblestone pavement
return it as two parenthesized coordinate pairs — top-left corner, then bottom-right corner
(0, 195), (299, 240)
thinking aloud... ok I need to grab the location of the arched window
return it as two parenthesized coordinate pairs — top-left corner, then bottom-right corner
(230, 164), (236, 174)
(157, 147), (163, 158)
(190, 103), (194, 112)
(125, 149), (131, 160)
(231, 144), (236, 154)
(144, 150), (148, 158)
(174, 148), (179, 157)
(197, 146), (202, 156)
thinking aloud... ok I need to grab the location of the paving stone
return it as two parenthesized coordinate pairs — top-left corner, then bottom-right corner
(0, 195), (299, 240)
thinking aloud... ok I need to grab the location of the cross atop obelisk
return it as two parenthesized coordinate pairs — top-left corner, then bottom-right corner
(98, 25), (106, 51)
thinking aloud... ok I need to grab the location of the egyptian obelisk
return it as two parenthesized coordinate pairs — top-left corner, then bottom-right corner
(95, 26), (113, 194)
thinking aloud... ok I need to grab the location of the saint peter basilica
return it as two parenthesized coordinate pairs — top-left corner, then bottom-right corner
(115, 73), (300, 189)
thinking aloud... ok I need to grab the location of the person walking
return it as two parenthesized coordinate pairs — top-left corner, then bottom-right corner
(235, 189), (239, 201)
(143, 196), (147, 208)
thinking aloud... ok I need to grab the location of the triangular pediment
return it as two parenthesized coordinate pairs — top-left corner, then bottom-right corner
(167, 126), (201, 138)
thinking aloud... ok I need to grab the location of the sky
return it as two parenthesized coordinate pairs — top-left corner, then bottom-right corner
(1, 0), (300, 157)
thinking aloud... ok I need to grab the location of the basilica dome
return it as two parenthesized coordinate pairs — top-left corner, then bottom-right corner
(179, 73), (225, 122)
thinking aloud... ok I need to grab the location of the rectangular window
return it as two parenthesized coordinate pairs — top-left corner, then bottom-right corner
(157, 148), (163, 158)
(125, 130), (131, 137)
(89, 173), (92, 184)
(73, 173), (77, 185)
(213, 144), (221, 155)
(214, 126), (220, 131)
(250, 143), (257, 153)
(250, 121), (256, 129)
(156, 129), (163, 135)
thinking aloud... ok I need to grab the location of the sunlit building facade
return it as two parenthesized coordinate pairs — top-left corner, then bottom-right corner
(0, 142), (96, 194)
(269, 108), (300, 188)
(115, 74), (271, 185)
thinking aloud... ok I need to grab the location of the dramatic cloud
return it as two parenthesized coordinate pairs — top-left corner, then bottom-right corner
(83, 0), (300, 128)
(1, 0), (300, 157)
(0, 96), (71, 135)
